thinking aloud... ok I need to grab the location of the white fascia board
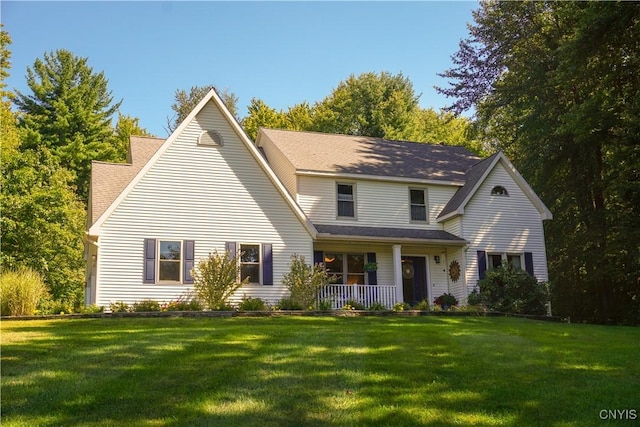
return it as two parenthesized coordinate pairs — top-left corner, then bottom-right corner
(296, 170), (464, 187)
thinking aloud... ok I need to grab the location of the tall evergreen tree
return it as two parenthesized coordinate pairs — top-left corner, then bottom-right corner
(438, 1), (640, 323)
(13, 49), (122, 201)
(1, 34), (86, 306)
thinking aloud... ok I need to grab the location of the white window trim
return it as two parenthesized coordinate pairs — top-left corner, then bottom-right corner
(157, 240), (183, 284)
(409, 187), (429, 223)
(336, 182), (357, 220)
(239, 243), (262, 285)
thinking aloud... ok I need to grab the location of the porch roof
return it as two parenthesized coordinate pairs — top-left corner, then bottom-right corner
(314, 224), (467, 245)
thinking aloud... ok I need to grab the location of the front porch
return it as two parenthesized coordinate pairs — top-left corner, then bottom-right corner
(312, 225), (469, 309)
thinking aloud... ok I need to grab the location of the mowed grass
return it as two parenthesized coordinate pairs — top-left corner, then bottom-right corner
(1, 316), (639, 427)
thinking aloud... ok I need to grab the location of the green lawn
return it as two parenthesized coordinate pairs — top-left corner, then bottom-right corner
(1, 316), (638, 426)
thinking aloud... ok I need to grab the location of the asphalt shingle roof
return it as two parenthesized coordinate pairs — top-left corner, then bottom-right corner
(314, 224), (466, 243)
(259, 128), (481, 183)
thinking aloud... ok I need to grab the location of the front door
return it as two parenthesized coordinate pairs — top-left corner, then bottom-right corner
(401, 256), (427, 305)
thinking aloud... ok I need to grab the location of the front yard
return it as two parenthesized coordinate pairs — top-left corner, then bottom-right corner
(1, 316), (638, 426)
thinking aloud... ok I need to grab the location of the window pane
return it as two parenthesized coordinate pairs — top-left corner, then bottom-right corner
(347, 254), (364, 274)
(347, 274), (365, 285)
(160, 241), (181, 260)
(411, 205), (427, 221)
(159, 261), (180, 281)
(410, 189), (425, 205)
(241, 264), (260, 283)
(508, 255), (521, 269)
(489, 254), (503, 269)
(241, 245), (260, 263)
(337, 184), (353, 198)
(338, 201), (354, 217)
(324, 253), (343, 274)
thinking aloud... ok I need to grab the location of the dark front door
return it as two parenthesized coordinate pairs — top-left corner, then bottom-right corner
(401, 256), (427, 305)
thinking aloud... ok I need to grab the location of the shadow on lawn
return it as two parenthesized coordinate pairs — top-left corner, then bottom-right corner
(1, 317), (639, 426)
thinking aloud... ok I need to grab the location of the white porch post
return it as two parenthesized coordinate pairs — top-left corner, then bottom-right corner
(392, 244), (403, 304)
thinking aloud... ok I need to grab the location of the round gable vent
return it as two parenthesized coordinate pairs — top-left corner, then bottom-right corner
(199, 130), (224, 146)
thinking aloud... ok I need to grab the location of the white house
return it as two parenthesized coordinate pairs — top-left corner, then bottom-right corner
(85, 89), (552, 309)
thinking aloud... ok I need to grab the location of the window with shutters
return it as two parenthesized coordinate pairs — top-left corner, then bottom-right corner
(324, 253), (365, 285)
(143, 239), (194, 284)
(240, 244), (260, 284)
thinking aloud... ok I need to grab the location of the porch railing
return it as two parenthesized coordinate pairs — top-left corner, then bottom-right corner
(318, 284), (397, 310)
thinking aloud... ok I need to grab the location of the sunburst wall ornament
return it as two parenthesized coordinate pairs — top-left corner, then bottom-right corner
(449, 260), (461, 282)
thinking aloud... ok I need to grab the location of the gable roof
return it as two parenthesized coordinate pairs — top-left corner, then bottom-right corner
(89, 136), (164, 225)
(437, 151), (553, 222)
(257, 128), (480, 184)
(88, 90), (317, 238)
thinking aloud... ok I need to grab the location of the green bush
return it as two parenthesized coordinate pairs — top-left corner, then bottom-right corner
(282, 254), (331, 309)
(467, 288), (481, 306)
(393, 302), (411, 312)
(238, 295), (268, 311)
(133, 299), (162, 312)
(192, 250), (248, 311)
(0, 267), (49, 316)
(413, 299), (431, 311)
(477, 265), (549, 315)
(109, 301), (131, 313)
(342, 299), (366, 310)
(77, 304), (104, 314)
(164, 297), (203, 311)
(277, 297), (304, 310)
(434, 293), (458, 308)
(316, 299), (333, 311)
(368, 302), (388, 311)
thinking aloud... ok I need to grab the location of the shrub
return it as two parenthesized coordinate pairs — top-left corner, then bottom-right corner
(281, 254), (332, 309)
(192, 250), (248, 310)
(393, 302), (411, 312)
(413, 299), (431, 311)
(342, 299), (366, 310)
(133, 299), (162, 312)
(368, 302), (388, 311)
(467, 288), (481, 306)
(477, 265), (549, 315)
(434, 293), (458, 308)
(277, 297), (304, 310)
(316, 299), (333, 311)
(238, 295), (268, 311)
(164, 297), (203, 311)
(0, 267), (49, 316)
(109, 301), (131, 313)
(77, 304), (104, 314)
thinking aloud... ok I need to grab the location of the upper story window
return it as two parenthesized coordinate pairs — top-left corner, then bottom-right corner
(159, 240), (182, 282)
(491, 185), (509, 196)
(240, 244), (260, 283)
(337, 183), (355, 218)
(409, 188), (428, 222)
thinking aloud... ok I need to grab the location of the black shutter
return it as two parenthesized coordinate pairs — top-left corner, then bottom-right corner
(262, 243), (273, 286)
(183, 240), (195, 284)
(477, 250), (487, 280)
(143, 239), (156, 283)
(225, 242), (237, 260)
(313, 250), (324, 266)
(524, 252), (534, 277)
(367, 252), (377, 285)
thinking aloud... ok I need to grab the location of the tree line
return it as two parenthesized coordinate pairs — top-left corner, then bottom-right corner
(2, 1), (638, 324)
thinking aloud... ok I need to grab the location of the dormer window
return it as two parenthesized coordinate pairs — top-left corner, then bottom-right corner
(198, 130), (224, 146)
(491, 185), (509, 196)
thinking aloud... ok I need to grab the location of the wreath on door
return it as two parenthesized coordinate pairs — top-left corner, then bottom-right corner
(449, 260), (461, 282)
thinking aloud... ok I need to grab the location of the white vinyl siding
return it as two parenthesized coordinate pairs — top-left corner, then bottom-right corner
(298, 176), (458, 229)
(258, 134), (298, 198)
(96, 101), (312, 307)
(463, 161), (549, 289)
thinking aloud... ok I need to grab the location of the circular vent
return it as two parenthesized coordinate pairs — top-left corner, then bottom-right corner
(198, 130), (224, 146)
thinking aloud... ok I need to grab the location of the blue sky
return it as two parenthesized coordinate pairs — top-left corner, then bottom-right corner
(3, 1), (478, 137)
